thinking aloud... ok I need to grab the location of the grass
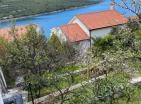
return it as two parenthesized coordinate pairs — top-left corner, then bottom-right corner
(26, 65), (89, 99)
(0, 0), (100, 20)
(28, 66), (135, 103)
(55, 65), (80, 74)
(37, 70), (89, 97)
(48, 71), (141, 104)
(119, 87), (141, 104)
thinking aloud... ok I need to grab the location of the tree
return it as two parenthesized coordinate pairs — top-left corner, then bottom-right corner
(0, 25), (77, 103)
(92, 71), (131, 104)
(63, 70), (133, 104)
(0, 38), (7, 61)
(47, 33), (76, 70)
(113, 0), (141, 21)
(10, 25), (48, 74)
(127, 19), (140, 32)
(0, 38), (16, 86)
(49, 72), (75, 104)
(0, 25), (49, 87)
(74, 22), (141, 103)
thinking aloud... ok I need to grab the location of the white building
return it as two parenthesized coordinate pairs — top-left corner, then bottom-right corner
(52, 23), (90, 53)
(52, 10), (128, 52)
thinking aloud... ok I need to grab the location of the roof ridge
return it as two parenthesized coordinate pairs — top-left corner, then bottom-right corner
(60, 23), (89, 42)
(60, 23), (78, 27)
(0, 24), (36, 30)
(76, 9), (117, 17)
(74, 9), (128, 30)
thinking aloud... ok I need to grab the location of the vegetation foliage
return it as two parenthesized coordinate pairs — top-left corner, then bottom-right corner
(42, 19), (141, 104)
(0, 25), (76, 88)
(1, 18), (141, 104)
(45, 19), (141, 104)
(68, 20), (141, 104)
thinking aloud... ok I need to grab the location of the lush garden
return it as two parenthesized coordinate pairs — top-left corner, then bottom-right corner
(43, 19), (141, 104)
(53, 71), (141, 104)
(1, 12), (141, 104)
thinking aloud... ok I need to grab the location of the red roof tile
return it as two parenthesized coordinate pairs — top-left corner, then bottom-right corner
(0, 26), (27, 41)
(0, 25), (37, 42)
(60, 23), (89, 42)
(76, 10), (128, 30)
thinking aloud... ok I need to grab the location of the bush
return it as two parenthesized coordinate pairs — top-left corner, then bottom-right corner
(127, 19), (139, 32)
(94, 35), (114, 50)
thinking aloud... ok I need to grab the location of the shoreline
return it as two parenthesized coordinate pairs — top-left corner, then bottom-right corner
(0, 1), (102, 23)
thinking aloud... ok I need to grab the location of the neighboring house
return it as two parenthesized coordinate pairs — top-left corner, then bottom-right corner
(52, 10), (128, 52)
(53, 23), (90, 53)
(0, 24), (39, 42)
(0, 26), (27, 42)
(0, 25), (40, 63)
(69, 10), (128, 38)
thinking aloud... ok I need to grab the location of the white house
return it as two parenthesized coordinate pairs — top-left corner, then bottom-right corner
(52, 23), (90, 53)
(52, 10), (128, 52)
(69, 10), (128, 39)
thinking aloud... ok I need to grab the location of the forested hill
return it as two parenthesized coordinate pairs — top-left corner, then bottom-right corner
(0, 0), (100, 20)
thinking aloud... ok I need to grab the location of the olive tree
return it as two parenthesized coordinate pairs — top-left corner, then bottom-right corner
(47, 33), (76, 70)
(0, 25), (50, 102)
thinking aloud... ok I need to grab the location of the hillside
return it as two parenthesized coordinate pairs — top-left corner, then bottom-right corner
(1, 19), (141, 104)
(0, 0), (100, 20)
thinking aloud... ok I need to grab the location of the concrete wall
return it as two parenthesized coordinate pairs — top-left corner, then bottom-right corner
(53, 29), (90, 56)
(73, 40), (90, 54)
(51, 28), (67, 43)
(0, 89), (4, 104)
(70, 17), (90, 36)
(90, 27), (112, 38)
(52, 27), (90, 54)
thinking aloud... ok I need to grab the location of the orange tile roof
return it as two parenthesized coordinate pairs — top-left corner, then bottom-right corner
(60, 23), (89, 42)
(76, 10), (128, 30)
(0, 25), (30, 42)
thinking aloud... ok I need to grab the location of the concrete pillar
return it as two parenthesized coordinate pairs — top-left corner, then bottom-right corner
(0, 67), (7, 94)
(0, 87), (4, 104)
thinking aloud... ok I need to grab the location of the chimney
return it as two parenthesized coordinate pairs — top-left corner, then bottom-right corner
(110, 0), (115, 10)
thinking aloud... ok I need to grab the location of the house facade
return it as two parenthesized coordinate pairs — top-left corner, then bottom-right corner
(52, 23), (90, 53)
(52, 10), (128, 52)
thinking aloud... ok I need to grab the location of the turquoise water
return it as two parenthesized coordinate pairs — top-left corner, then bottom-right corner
(0, 0), (134, 37)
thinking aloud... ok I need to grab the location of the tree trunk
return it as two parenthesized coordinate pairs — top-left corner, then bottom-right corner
(29, 83), (34, 104)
